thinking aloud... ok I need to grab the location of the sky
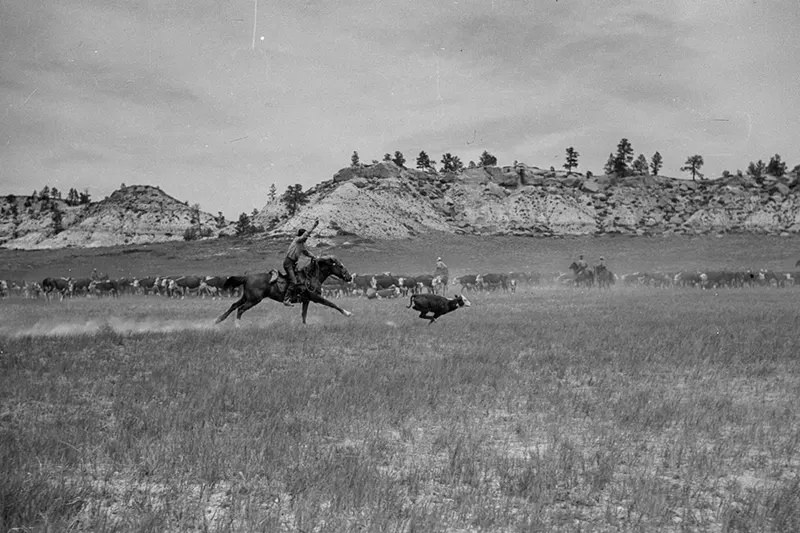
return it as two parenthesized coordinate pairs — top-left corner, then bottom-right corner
(1, 0), (799, 219)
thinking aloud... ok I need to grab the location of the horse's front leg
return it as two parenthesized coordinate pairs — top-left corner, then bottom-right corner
(304, 291), (352, 318)
(301, 300), (310, 324)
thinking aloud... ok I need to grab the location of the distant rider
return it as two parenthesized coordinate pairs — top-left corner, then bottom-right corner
(575, 254), (588, 274)
(595, 256), (606, 273)
(283, 219), (320, 306)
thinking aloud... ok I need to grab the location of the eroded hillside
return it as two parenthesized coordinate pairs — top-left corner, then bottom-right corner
(254, 162), (800, 242)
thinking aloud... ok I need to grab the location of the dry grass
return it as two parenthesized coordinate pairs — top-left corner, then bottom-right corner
(2, 284), (799, 532)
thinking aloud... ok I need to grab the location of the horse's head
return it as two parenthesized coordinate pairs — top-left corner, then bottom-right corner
(315, 256), (353, 282)
(568, 262), (578, 272)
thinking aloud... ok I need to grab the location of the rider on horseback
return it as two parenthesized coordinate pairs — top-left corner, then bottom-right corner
(575, 254), (588, 274)
(595, 256), (606, 273)
(283, 219), (320, 306)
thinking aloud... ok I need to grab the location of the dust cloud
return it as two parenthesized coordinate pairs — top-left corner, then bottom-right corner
(2, 317), (216, 338)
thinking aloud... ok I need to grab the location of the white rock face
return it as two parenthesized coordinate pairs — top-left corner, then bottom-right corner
(0, 185), (222, 249)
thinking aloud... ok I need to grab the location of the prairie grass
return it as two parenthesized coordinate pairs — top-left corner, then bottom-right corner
(1, 286), (799, 531)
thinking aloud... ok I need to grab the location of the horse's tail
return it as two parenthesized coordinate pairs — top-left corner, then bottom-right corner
(223, 276), (247, 290)
(407, 294), (416, 308)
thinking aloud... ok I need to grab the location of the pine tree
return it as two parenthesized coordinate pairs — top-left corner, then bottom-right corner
(268, 183), (277, 202)
(351, 151), (360, 167)
(440, 153), (464, 172)
(416, 151), (433, 170)
(632, 154), (649, 175)
(604, 153), (615, 175)
(681, 155), (705, 181)
(235, 212), (254, 236)
(650, 151), (663, 176)
(281, 184), (308, 216)
(392, 151), (406, 168)
(613, 138), (634, 176)
(479, 150), (498, 167)
(563, 147), (579, 174)
(766, 154), (786, 177)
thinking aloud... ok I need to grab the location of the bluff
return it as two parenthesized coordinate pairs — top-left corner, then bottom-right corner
(0, 185), (224, 249)
(3, 164), (799, 250)
(254, 162), (800, 241)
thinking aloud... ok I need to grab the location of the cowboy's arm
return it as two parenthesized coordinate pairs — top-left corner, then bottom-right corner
(301, 219), (320, 258)
(297, 219), (320, 243)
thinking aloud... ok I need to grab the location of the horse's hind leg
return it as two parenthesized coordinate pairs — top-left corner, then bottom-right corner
(234, 297), (263, 324)
(216, 296), (245, 324)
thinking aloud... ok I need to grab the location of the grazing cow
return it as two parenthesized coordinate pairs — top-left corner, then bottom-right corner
(41, 277), (73, 301)
(376, 285), (401, 299)
(169, 275), (205, 297)
(476, 273), (508, 291)
(397, 276), (420, 296)
(70, 278), (93, 297)
(203, 276), (236, 297)
(453, 274), (479, 292)
(350, 274), (374, 296)
(674, 271), (702, 288)
(371, 274), (401, 290)
(89, 279), (120, 297)
(133, 276), (159, 296)
(407, 293), (471, 324)
(414, 274), (436, 294)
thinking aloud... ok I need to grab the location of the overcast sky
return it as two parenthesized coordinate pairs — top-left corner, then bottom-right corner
(1, 0), (799, 218)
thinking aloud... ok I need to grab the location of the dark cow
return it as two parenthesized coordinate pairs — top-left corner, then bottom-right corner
(89, 279), (120, 297)
(453, 274), (479, 292)
(476, 273), (508, 291)
(133, 276), (160, 296)
(203, 276), (236, 297)
(371, 274), (400, 290)
(70, 278), (93, 297)
(41, 277), (72, 301)
(407, 293), (471, 324)
(169, 275), (205, 297)
(397, 276), (420, 296)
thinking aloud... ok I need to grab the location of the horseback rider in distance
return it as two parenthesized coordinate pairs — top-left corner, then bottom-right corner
(283, 219), (320, 306)
(575, 254), (588, 274)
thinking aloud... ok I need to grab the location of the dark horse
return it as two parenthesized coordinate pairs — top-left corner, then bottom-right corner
(594, 265), (615, 289)
(568, 262), (594, 288)
(215, 255), (354, 325)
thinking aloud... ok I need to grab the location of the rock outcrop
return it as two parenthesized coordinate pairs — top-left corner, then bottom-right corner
(256, 162), (800, 242)
(0, 185), (224, 249)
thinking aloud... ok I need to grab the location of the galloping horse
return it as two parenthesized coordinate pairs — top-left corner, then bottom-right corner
(568, 262), (594, 288)
(215, 255), (354, 325)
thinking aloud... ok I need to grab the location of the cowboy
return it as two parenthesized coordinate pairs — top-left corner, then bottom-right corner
(434, 257), (448, 278)
(283, 219), (320, 306)
(595, 256), (607, 272)
(433, 256), (450, 295)
(575, 254), (588, 274)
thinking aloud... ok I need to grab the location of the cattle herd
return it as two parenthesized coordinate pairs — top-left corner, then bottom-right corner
(1, 265), (798, 303)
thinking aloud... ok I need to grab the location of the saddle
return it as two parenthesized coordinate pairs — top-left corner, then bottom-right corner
(267, 269), (313, 294)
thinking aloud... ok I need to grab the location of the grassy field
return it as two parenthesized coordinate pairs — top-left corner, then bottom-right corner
(2, 280), (799, 531)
